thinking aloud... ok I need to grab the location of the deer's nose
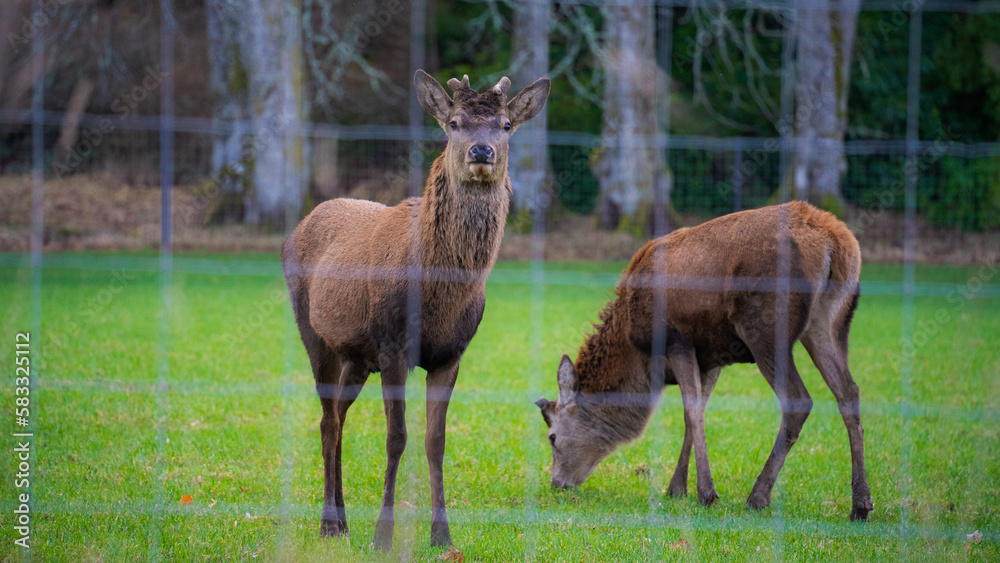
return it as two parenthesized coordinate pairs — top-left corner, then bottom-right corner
(468, 144), (494, 163)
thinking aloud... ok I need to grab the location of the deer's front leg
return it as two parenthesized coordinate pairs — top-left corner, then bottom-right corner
(667, 367), (721, 498)
(668, 343), (718, 506)
(373, 354), (408, 551)
(666, 415), (693, 498)
(426, 358), (460, 547)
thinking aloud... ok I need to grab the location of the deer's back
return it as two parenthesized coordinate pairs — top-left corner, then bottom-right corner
(622, 202), (859, 368)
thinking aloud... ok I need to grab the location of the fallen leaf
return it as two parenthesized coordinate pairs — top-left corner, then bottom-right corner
(250, 543), (265, 557)
(240, 486), (249, 492)
(439, 545), (464, 562)
(633, 464), (650, 478)
(399, 500), (415, 510)
(208, 499), (217, 508)
(179, 494), (193, 505)
(668, 538), (688, 551)
(967, 530), (983, 544)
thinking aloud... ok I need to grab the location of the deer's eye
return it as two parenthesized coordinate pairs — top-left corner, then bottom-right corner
(449, 121), (458, 130)
(548, 433), (556, 446)
(503, 122), (511, 131)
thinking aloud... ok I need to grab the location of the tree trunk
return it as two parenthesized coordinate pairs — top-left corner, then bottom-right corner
(0, 1), (26, 101)
(792, 0), (860, 210)
(509, 0), (550, 218)
(241, 0), (303, 229)
(205, 0), (305, 230)
(594, 1), (664, 235)
(205, 0), (252, 222)
(56, 77), (95, 158)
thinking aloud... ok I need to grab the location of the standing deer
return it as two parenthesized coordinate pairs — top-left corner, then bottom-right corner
(283, 70), (549, 550)
(536, 202), (874, 521)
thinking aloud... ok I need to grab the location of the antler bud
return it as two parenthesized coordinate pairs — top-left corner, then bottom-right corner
(447, 74), (471, 91)
(493, 76), (511, 96)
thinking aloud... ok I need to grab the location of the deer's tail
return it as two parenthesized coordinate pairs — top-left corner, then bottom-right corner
(281, 225), (305, 324)
(825, 218), (862, 356)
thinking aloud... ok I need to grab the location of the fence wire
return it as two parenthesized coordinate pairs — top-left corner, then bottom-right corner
(2, 0), (999, 561)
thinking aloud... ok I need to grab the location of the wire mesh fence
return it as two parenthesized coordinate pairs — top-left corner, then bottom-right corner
(1, 0), (999, 560)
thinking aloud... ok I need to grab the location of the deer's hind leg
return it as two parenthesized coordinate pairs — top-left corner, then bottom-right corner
(317, 356), (370, 537)
(801, 293), (873, 522)
(299, 313), (370, 537)
(739, 326), (813, 511)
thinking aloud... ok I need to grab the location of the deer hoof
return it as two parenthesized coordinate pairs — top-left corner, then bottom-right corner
(698, 489), (719, 506)
(667, 483), (687, 498)
(745, 493), (771, 511)
(372, 522), (394, 551)
(372, 534), (393, 551)
(850, 499), (873, 522)
(430, 523), (453, 548)
(320, 518), (348, 538)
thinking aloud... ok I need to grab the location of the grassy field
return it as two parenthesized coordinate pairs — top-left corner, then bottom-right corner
(1, 253), (998, 562)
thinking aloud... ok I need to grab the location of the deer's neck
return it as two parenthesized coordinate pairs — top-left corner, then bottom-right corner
(575, 301), (657, 443)
(419, 154), (509, 278)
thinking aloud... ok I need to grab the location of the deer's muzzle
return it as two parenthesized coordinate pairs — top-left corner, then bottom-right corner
(467, 144), (495, 164)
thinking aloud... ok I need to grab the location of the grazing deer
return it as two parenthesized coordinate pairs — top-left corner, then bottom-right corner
(283, 70), (549, 550)
(536, 202), (873, 521)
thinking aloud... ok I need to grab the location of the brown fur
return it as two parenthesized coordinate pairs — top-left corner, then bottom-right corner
(283, 70), (549, 550)
(538, 201), (873, 521)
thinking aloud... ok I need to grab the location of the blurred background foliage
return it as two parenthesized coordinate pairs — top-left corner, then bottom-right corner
(0, 0), (998, 238)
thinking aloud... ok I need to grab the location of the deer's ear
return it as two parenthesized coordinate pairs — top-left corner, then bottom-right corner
(535, 397), (555, 427)
(414, 69), (452, 124)
(557, 354), (578, 406)
(508, 77), (550, 126)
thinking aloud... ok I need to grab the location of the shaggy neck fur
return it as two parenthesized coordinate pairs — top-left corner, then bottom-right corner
(418, 153), (509, 284)
(574, 298), (659, 447)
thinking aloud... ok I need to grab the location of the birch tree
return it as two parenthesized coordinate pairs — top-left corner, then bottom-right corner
(205, 0), (249, 204)
(593, 1), (666, 234)
(205, 0), (304, 229)
(509, 0), (550, 218)
(791, 0), (860, 208)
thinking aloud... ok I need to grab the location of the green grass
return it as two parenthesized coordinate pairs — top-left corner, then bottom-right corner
(1, 253), (998, 561)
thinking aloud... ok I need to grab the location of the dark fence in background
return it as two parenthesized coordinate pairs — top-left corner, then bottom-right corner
(0, 2), (998, 248)
(2, 114), (997, 245)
